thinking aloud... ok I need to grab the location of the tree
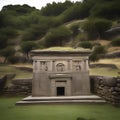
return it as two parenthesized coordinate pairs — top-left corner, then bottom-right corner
(69, 23), (80, 36)
(44, 26), (72, 47)
(90, 0), (120, 19)
(0, 34), (8, 49)
(40, 1), (73, 16)
(21, 41), (37, 59)
(0, 47), (16, 63)
(82, 18), (112, 39)
(62, 1), (94, 22)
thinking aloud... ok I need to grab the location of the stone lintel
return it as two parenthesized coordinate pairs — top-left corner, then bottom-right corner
(49, 74), (72, 79)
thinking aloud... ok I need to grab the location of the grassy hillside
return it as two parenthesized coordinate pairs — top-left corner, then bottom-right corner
(0, 0), (119, 69)
(0, 0), (120, 54)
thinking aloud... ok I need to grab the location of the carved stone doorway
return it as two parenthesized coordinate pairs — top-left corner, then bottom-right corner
(50, 76), (72, 96)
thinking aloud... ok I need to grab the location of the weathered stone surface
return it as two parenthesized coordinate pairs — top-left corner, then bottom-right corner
(6, 73), (16, 79)
(103, 77), (117, 87)
(117, 78), (120, 83)
(90, 76), (120, 106)
(4, 78), (32, 96)
(12, 78), (32, 85)
(0, 75), (7, 93)
(31, 48), (91, 97)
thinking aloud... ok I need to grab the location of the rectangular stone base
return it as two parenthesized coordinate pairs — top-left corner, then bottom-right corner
(16, 95), (106, 105)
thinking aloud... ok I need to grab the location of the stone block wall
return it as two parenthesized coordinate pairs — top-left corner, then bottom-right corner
(90, 76), (120, 106)
(4, 78), (32, 96)
(0, 76), (7, 94)
(2, 74), (120, 106)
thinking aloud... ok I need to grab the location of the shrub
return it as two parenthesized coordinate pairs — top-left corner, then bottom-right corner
(110, 38), (120, 46)
(89, 53), (99, 62)
(78, 41), (93, 49)
(94, 45), (106, 54)
(90, 45), (107, 62)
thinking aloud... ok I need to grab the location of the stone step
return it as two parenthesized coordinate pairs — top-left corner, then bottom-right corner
(16, 99), (106, 105)
(22, 95), (103, 101)
(16, 95), (106, 105)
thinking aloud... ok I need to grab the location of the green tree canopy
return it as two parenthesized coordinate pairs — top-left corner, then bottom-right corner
(82, 18), (112, 39)
(21, 41), (37, 58)
(41, 1), (73, 16)
(44, 26), (72, 47)
(0, 47), (16, 63)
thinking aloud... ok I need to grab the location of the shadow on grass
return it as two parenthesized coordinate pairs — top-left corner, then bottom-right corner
(77, 117), (96, 120)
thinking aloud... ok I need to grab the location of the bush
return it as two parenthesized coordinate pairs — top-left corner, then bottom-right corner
(94, 45), (106, 54)
(78, 41), (93, 49)
(89, 53), (99, 62)
(90, 45), (107, 62)
(110, 38), (120, 46)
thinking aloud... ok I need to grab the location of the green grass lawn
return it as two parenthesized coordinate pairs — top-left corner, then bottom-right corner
(0, 97), (120, 120)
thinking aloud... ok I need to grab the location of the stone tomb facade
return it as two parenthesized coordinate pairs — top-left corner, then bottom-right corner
(31, 49), (91, 97)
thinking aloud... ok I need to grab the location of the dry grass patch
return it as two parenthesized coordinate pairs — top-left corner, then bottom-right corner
(0, 64), (32, 78)
(97, 40), (110, 46)
(90, 58), (120, 77)
(93, 58), (120, 68)
(108, 47), (120, 53)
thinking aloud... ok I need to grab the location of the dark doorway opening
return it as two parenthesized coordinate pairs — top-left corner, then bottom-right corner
(57, 87), (65, 96)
